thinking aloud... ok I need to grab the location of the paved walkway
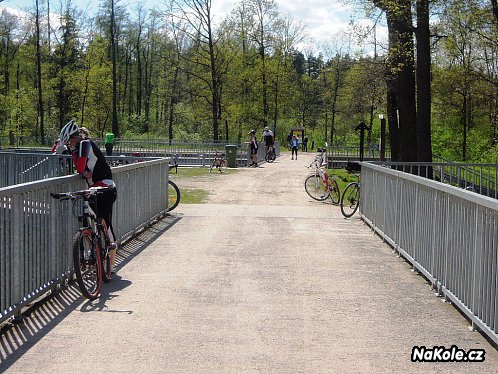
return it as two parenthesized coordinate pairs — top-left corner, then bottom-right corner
(1, 152), (497, 373)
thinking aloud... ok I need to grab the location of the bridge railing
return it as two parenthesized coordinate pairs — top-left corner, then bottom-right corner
(360, 162), (498, 345)
(375, 161), (497, 199)
(327, 143), (391, 167)
(0, 158), (170, 325)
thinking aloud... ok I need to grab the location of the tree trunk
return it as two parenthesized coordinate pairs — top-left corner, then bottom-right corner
(416, 0), (432, 162)
(462, 94), (467, 161)
(385, 11), (400, 161)
(111, 0), (119, 137)
(393, 0), (417, 162)
(35, 0), (45, 143)
(491, 0), (498, 26)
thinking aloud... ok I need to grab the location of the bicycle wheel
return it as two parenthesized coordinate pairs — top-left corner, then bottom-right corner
(340, 182), (360, 218)
(218, 159), (227, 173)
(327, 176), (341, 205)
(266, 150), (276, 163)
(73, 228), (102, 299)
(97, 219), (112, 283)
(167, 180), (181, 212)
(305, 175), (329, 201)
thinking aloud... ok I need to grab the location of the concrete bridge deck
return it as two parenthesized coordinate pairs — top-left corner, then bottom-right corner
(1, 153), (497, 373)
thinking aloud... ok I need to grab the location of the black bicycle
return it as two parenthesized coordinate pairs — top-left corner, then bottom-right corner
(210, 152), (228, 173)
(340, 162), (361, 218)
(51, 187), (113, 299)
(168, 164), (181, 212)
(265, 144), (276, 163)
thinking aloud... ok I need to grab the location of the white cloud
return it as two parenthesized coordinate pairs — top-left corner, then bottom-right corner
(4, 0), (384, 54)
(276, 0), (353, 44)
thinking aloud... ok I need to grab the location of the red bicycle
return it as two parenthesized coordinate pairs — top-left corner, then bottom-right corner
(304, 152), (340, 204)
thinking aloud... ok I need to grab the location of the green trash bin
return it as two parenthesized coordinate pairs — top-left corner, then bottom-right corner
(225, 145), (238, 168)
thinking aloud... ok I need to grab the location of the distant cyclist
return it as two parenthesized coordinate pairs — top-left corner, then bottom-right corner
(57, 120), (119, 272)
(262, 126), (274, 153)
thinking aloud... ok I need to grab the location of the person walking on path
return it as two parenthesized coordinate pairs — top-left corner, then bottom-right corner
(291, 135), (299, 160)
(105, 132), (115, 156)
(303, 137), (308, 152)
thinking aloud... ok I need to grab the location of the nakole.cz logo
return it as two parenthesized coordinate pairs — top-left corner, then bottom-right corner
(412, 345), (485, 362)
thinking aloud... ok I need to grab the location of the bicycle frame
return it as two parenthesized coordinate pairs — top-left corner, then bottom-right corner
(212, 153), (224, 166)
(52, 187), (113, 299)
(310, 156), (330, 189)
(81, 198), (98, 230)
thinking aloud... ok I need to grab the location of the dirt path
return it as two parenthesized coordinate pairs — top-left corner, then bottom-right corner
(2, 151), (497, 373)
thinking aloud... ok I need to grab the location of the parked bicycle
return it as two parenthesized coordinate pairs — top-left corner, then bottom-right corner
(210, 152), (227, 173)
(51, 187), (113, 300)
(168, 164), (181, 212)
(340, 162), (361, 218)
(304, 151), (340, 204)
(265, 144), (276, 163)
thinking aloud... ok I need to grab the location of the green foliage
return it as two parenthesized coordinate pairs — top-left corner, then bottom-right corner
(0, 0), (496, 163)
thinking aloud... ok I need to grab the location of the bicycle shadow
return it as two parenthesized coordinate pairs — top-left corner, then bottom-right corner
(0, 213), (182, 372)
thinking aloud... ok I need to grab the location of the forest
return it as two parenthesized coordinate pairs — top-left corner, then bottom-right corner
(0, 0), (496, 163)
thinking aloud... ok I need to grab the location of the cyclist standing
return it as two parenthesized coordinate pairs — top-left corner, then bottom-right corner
(57, 120), (119, 272)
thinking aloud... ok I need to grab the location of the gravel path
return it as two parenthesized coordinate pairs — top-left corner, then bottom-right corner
(1, 152), (497, 373)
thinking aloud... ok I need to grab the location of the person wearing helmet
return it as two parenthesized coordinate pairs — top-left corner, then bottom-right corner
(57, 120), (119, 272)
(262, 126), (274, 154)
(246, 130), (258, 167)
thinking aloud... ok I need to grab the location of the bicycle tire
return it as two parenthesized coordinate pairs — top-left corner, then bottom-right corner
(266, 151), (276, 163)
(97, 219), (112, 283)
(340, 182), (360, 218)
(219, 159), (227, 173)
(327, 176), (341, 205)
(167, 180), (181, 212)
(73, 228), (102, 299)
(305, 175), (329, 201)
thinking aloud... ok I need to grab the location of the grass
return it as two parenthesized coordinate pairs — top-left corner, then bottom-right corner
(327, 168), (359, 194)
(180, 188), (210, 204)
(169, 166), (238, 178)
(168, 166), (238, 205)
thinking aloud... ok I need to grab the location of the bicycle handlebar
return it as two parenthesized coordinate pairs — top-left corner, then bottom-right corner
(51, 186), (113, 200)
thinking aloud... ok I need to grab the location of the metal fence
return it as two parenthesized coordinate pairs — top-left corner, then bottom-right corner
(0, 158), (170, 324)
(375, 161), (497, 199)
(0, 152), (75, 188)
(94, 139), (280, 167)
(0, 152), (164, 188)
(1, 140), (281, 168)
(327, 143), (390, 167)
(360, 162), (498, 345)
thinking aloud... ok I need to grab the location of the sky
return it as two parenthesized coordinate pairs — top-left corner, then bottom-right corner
(0, 0), (385, 54)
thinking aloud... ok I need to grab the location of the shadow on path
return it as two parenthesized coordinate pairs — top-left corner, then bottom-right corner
(0, 213), (182, 371)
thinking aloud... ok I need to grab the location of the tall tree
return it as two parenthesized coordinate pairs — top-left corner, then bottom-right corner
(174, 0), (223, 141)
(374, 0), (417, 161)
(416, 0), (432, 162)
(110, 0), (120, 137)
(247, 0), (279, 129)
(35, 0), (45, 143)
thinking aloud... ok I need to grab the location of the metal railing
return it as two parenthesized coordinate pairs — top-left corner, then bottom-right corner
(374, 162), (497, 199)
(0, 152), (75, 188)
(0, 152), (164, 188)
(0, 158), (170, 324)
(327, 143), (391, 167)
(360, 162), (498, 345)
